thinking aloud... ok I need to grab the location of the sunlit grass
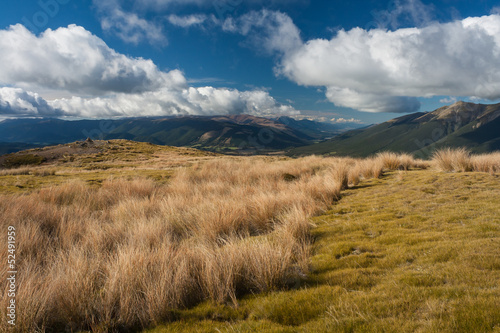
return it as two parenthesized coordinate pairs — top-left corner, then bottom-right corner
(147, 170), (500, 333)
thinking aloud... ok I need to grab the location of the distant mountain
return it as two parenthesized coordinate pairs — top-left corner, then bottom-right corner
(288, 101), (500, 158)
(0, 115), (342, 154)
(104, 115), (313, 152)
(272, 116), (361, 139)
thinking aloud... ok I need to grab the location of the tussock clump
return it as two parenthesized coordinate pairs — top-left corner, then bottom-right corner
(330, 160), (350, 190)
(376, 152), (424, 171)
(397, 153), (416, 171)
(0, 167), (32, 176)
(433, 148), (475, 172)
(470, 152), (500, 174)
(350, 158), (385, 180)
(377, 152), (401, 170)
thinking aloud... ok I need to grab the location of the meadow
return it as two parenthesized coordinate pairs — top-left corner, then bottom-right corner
(0, 143), (499, 332)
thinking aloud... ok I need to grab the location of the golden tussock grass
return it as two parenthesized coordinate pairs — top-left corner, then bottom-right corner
(471, 152), (500, 174)
(0, 155), (393, 332)
(0, 151), (448, 332)
(376, 151), (428, 171)
(344, 152), (427, 187)
(433, 148), (500, 173)
(149, 168), (499, 333)
(2, 149), (495, 332)
(0, 167), (57, 177)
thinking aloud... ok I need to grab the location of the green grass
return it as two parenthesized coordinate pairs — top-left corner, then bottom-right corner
(145, 170), (500, 333)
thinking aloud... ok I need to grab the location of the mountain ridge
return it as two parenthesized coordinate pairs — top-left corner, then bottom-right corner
(0, 114), (351, 154)
(288, 101), (500, 158)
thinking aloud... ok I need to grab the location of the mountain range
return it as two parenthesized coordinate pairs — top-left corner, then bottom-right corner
(1, 101), (499, 158)
(0, 115), (351, 154)
(288, 101), (500, 158)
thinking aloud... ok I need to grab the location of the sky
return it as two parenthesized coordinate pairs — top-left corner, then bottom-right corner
(1, 0), (500, 124)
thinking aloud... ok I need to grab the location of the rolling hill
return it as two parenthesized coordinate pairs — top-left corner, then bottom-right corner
(288, 101), (500, 158)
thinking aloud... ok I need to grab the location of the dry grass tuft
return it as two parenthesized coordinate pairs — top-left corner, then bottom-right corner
(376, 152), (401, 170)
(471, 152), (500, 174)
(376, 152), (427, 171)
(0, 167), (32, 176)
(433, 148), (500, 173)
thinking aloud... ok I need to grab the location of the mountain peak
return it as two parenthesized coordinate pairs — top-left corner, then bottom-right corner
(450, 100), (472, 107)
(428, 100), (487, 123)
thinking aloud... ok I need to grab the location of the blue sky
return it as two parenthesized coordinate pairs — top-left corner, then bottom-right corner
(0, 0), (500, 124)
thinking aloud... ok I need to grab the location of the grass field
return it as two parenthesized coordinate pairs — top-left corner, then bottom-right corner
(147, 170), (499, 332)
(0, 143), (498, 332)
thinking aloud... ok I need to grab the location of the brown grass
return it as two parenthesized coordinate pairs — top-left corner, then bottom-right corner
(471, 152), (500, 174)
(376, 151), (428, 171)
(0, 167), (32, 176)
(0, 153), (435, 332)
(0, 156), (363, 332)
(433, 148), (500, 173)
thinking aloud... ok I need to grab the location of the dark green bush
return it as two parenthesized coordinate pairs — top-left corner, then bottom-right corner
(2, 154), (46, 168)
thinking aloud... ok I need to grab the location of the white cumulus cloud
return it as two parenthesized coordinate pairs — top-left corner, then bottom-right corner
(48, 87), (298, 118)
(0, 24), (297, 118)
(0, 24), (180, 96)
(439, 96), (457, 104)
(273, 13), (500, 112)
(330, 117), (363, 124)
(223, 10), (500, 113)
(0, 87), (63, 117)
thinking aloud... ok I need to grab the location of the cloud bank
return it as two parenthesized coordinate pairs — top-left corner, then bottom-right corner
(49, 87), (297, 118)
(0, 24), (297, 118)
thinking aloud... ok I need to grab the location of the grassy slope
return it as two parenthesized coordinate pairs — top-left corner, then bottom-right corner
(0, 140), (215, 193)
(414, 117), (500, 157)
(147, 170), (500, 332)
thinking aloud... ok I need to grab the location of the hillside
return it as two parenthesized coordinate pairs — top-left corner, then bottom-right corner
(289, 101), (500, 158)
(0, 115), (344, 154)
(0, 140), (216, 192)
(0, 144), (498, 332)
